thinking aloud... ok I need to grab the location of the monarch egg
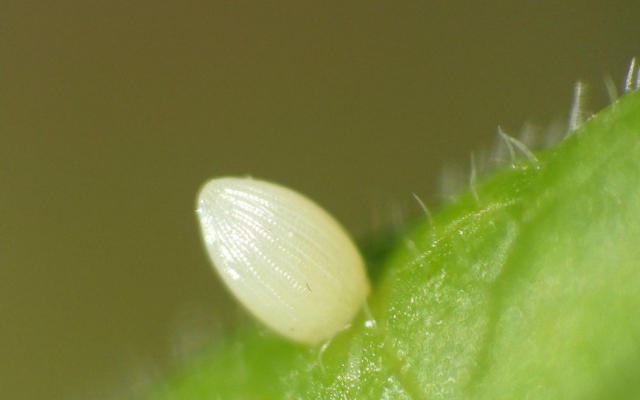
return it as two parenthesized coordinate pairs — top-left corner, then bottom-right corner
(196, 177), (370, 345)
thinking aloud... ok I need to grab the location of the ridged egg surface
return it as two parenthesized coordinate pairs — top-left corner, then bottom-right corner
(196, 177), (370, 345)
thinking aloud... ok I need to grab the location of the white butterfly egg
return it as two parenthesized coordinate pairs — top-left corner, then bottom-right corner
(196, 177), (370, 345)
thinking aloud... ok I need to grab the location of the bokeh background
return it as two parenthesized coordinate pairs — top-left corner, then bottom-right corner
(2, 2), (639, 399)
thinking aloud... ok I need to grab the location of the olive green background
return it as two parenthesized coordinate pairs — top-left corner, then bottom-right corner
(1, 2), (639, 399)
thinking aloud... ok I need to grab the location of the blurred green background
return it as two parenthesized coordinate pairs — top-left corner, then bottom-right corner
(1, 2), (639, 399)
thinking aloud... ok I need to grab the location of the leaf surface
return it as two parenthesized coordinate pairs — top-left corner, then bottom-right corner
(147, 90), (640, 400)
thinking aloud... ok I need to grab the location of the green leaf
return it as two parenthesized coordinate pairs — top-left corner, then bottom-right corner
(146, 90), (640, 400)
